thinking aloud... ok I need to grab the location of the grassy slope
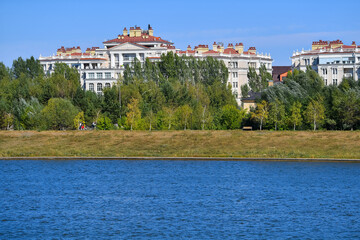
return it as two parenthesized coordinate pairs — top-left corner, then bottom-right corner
(1, 130), (360, 159)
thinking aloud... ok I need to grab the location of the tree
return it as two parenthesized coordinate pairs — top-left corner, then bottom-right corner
(96, 115), (113, 130)
(268, 99), (286, 130)
(251, 100), (269, 130)
(162, 106), (175, 130)
(145, 109), (155, 131)
(41, 98), (79, 130)
(219, 105), (245, 129)
(247, 65), (270, 93)
(73, 111), (85, 129)
(338, 89), (360, 130)
(126, 98), (141, 130)
(241, 84), (250, 98)
(289, 101), (302, 130)
(304, 97), (325, 131)
(176, 105), (193, 130)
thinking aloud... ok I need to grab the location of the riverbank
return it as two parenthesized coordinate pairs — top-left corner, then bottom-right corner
(0, 130), (359, 159)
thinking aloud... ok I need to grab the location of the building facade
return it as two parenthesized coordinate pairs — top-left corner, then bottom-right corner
(176, 43), (273, 105)
(291, 40), (360, 85)
(39, 25), (273, 105)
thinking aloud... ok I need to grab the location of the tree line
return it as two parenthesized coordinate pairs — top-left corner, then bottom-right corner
(242, 67), (360, 131)
(0, 53), (245, 130)
(1, 54), (359, 131)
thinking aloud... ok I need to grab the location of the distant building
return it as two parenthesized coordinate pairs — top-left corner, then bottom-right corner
(39, 25), (273, 105)
(39, 25), (175, 94)
(177, 43), (273, 105)
(241, 91), (261, 111)
(272, 66), (291, 83)
(291, 40), (360, 85)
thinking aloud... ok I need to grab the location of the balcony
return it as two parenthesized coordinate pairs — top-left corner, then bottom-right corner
(344, 73), (353, 78)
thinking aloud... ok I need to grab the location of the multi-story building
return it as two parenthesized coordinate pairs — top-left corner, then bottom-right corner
(39, 25), (176, 94)
(39, 25), (273, 105)
(176, 43), (273, 104)
(291, 40), (360, 85)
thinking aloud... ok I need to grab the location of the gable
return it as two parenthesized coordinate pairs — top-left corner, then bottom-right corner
(109, 42), (148, 51)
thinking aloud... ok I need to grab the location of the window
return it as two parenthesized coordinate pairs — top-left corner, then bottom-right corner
(232, 82), (238, 88)
(333, 79), (338, 85)
(249, 62), (256, 68)
(97, 83), (103, 92)
(105, 83), (111, 88)
(88, 73), (95, 79)
(322, 68), (327, 75)
(332, 68), (337, 75)
(97, 73), (103, 79)
(324, 79), (327, 85)
(233, 62), (238, 68)
(232, 72), (238, 78)
(89, 83), (94, 91)
(105, 72), (111, 79)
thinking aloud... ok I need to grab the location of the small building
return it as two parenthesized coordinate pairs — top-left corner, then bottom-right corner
(241, 91), (261, 111)
(272, 66), (291, 83)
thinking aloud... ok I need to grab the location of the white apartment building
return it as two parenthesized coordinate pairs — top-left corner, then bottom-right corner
(39, 25), (273, 105)
(291, 40), (360, 85)
(39, 25), (176, 94)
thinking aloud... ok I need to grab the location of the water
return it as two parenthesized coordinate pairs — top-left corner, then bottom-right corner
(0, 160), (359, 239)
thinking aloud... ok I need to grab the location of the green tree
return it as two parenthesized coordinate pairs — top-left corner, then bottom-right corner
(247, 65), (269, 93)
(73, 111), (85, 129)
(96, 115), (113, 130)
(41, 98), (79, 130)
(176, 105), (193, 130)
(219, 105), (245, 129)
(304, 97), (325, 131)
(241, 84), (250, 98)
(268, 99), (286, 130)
(126, 98), (141, 130)
(289, 101), (302, 130)
(251, 100), (269, 130)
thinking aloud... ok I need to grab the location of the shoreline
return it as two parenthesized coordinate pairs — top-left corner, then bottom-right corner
(1, 156), (360, 162)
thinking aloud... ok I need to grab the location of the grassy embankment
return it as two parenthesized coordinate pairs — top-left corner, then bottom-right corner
(0, 130), (360, 159)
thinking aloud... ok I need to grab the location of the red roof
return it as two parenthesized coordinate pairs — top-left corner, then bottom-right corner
(203, 50), (219, 54)
(104, 35), (171, 44)
(223, 48), (238, 54)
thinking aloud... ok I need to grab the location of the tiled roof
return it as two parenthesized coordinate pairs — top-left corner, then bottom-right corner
(104, 35), (171, 44)
(223, 48), (238, 54)
(203, 50), (220, 54)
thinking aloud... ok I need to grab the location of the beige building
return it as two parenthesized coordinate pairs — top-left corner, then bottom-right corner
(291, 40), (360, 85)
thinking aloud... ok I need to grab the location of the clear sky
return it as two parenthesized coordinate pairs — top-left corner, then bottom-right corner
(1, 0), (359, 67)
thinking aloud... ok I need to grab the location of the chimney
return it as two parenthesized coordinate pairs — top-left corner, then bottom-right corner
(235, 43), (244, 54)
(129, 27), (135, 37)
(123, 27), (128, 36)
(248, 47), (256, 54)
(352, 41), (356, 46)
(187, 45), (191, 51)
(213, 42), (218, 51)
(227, 43), (234, 49)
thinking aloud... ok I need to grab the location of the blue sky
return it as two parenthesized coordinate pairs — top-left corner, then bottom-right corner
(1, 0), (360, 67)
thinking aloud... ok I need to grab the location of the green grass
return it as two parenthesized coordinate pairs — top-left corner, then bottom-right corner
(0, 130), (359, 159)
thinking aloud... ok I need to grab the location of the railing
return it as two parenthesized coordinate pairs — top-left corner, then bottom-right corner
(344, 73), (353, 78)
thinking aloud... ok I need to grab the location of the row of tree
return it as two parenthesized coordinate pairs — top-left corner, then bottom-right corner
(243, 67), (360, 130)
(0, 53), (247, 130)
(1, 54), (359, 131)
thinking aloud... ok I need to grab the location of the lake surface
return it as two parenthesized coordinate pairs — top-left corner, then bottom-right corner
(0, 160), (360, 239)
